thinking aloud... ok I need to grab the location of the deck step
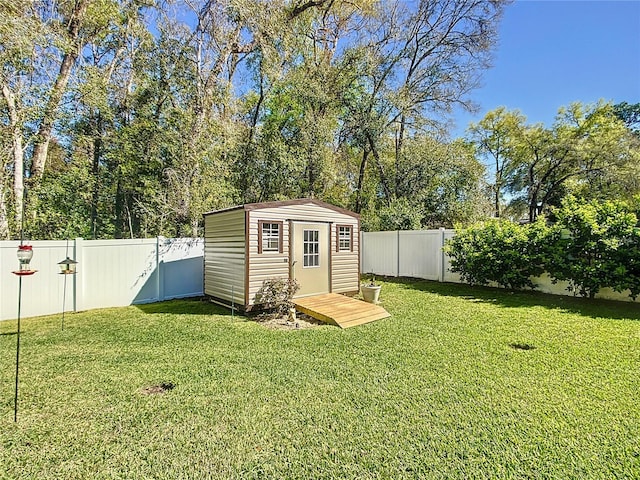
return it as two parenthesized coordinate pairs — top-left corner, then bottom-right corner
(293, 293), (390, 328)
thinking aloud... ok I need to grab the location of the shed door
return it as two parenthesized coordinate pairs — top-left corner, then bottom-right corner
(291, 222), (330, 297)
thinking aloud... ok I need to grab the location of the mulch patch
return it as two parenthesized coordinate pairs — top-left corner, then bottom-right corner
(140, 382), (175, 395)
(256, 312), (325, 330)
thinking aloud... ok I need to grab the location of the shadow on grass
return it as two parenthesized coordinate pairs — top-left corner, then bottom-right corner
(380, 276), (640, 322)
(135, 297), (236, 317)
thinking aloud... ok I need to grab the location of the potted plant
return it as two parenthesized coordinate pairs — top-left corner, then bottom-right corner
(361, 277), (382, 304)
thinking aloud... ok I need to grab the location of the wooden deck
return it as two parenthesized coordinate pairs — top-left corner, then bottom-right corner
(293, 293), (390, 329)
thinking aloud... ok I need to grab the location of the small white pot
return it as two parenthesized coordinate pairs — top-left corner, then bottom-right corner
(361, 285), (381, 304)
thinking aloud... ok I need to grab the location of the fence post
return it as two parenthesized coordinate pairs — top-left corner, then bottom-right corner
(396, 230), (400, 277)
(156, 237), (165, 302)
(360, 230), (363, 274)
(438, 228), (445, 282)
(74, 238), (83, 311)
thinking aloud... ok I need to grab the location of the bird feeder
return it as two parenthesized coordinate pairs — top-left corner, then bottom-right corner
(58, 256), (78, 275)
(13, 245), (36, 276)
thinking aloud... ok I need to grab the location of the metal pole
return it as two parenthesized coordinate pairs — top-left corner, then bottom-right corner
(62, 239), (69, 330)
(62, 274), (68, 330)
(14, 276), (22, 422)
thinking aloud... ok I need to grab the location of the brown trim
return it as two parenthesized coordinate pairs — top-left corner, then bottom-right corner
(288, 220), (294, 281)
(339, 289), (360, 297)
(336, 224), (354, 252)
(246, 198), (360, 219)
(244, 209), (250, 308)
(357, 218), (361, 288)
(204, 198), (360, 220)
(257, 220), (284, 254)
(328, 223), (333, 292)
(203, 204), (245, 216)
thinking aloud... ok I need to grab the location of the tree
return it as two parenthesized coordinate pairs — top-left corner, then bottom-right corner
(467, 107), (526, 218)
(0, 1), (511, 239)
(613, 101), (640, 136)
(343, 0), (508, 214)
(470, 102), (640, 223)
(393, 136), (490, 228)
(0, 0), (152, 239)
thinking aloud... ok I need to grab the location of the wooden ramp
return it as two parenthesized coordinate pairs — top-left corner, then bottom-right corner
(293, 293), (390, 329)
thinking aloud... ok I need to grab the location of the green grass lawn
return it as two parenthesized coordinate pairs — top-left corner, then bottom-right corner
(1, 279), (639, 479)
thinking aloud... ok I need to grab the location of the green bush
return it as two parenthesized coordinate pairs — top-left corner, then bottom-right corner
(445, 219), (547, 290)
(446, 196), (640, 300)
(545, 196), (640, 299)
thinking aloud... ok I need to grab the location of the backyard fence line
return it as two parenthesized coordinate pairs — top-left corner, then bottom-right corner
(2, 229), (634, 322)
(0, 237), (204, 322)
(360, 229), (634, 303)
(360, 229), (461, 283)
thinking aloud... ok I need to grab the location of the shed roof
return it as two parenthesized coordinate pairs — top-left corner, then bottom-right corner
(203, 198), (359, 219)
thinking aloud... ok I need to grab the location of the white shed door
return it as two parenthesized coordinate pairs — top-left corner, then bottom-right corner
(292, 222), (330, 297)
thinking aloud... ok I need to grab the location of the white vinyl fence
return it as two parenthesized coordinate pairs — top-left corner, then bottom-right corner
(360, 229), (633, 302)
(361, 229), (461, 283)
(0, 238), (203, 321)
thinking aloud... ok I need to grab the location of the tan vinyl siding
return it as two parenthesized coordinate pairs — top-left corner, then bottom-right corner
(204, 209), (245, 305)
(247, 202), (359, 303)
(331, 222), (359, 293)
(247, 212), (290, 305)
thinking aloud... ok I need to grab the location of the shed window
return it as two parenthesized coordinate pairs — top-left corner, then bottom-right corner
(258, 221), (282, 253)
(303, 229), (320, 267)
(337, 225), (353, 252)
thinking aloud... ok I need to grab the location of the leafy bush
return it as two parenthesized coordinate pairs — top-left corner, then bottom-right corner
(254, 278), (300, 316)
(446, 196), (640, 299)
(545, 196), (640, 299)
(445, 219), (547, 290)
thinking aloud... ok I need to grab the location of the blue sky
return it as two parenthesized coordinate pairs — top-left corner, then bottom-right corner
(452, 0), (640, 137)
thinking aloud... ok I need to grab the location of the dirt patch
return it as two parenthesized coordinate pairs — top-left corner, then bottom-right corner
(141, 382), (175, 395)
(256, 312), (325, 330)
(509, 343), (536, 351)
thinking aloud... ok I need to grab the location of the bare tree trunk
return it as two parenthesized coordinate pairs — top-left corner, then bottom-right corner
(0, 188), (9, 239)
(367, 133), (392, 203)
(90, 113), (103, 239)
(354, 148), (369, 214)
(2, 84), (24, 229)
(31, 0), (90, 180)
(395, 115), (406, 196)
(191, 218), (199, 238)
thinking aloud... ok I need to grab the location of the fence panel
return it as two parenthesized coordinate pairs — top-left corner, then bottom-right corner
(80, 239), (159, 311)
(0, 240), (74, 321)
(160, 238), (204, 300)
(0, 238), (204, 321)
(361, 231), (398, 277)
(398, 230), (442, 280)
(361, 229), (461, 283)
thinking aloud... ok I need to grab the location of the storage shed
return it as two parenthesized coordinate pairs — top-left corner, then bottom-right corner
(203, 198), (360, 311)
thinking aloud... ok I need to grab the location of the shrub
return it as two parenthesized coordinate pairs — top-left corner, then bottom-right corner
(446, 196), (640, 300)
(254, 278), (300, 316)
(546, 196), (640, 299)
(445, 219), (547, 290)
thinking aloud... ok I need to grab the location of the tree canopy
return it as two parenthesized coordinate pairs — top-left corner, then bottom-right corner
(1, 1), (636, 239)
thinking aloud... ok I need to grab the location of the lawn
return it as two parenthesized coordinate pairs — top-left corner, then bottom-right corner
(1, 279), (639, 479)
